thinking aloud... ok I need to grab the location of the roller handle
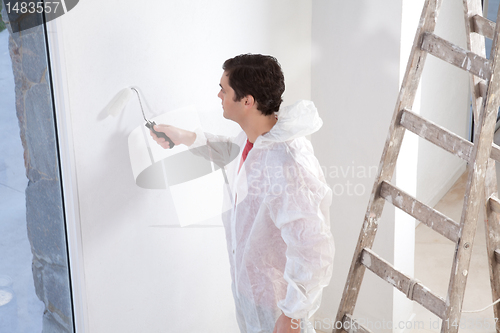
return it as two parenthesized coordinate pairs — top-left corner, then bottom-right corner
(145, 120), (175, 149)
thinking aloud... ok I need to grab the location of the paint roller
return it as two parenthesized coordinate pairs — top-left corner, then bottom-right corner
(103, 87), (175, 148)
(103, 87), (241, 189)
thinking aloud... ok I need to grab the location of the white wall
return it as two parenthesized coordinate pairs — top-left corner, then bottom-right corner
(51, 1), (312, 332)
(49, 0), (470, 331)
(312, 1), (403, 330)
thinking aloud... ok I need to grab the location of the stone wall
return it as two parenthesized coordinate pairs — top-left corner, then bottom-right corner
(1, 5), (74, 333)
(0, 2), (5, 32)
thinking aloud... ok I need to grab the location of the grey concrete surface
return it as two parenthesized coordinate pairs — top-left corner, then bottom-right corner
(0, 29), (44, 333)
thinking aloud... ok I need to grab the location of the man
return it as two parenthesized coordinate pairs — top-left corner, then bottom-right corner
(151, 54), (334, 333)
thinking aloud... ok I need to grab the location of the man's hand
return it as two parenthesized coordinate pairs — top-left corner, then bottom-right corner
(273, 313), (301, 333)
(150, 124), (196, 149)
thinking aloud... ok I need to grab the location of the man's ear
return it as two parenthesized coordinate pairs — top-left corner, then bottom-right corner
(243, 95), (256, 107)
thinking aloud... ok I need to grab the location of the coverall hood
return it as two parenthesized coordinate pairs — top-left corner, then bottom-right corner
(258, 100), (323, 145)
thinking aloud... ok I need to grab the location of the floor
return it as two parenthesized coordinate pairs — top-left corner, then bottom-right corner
(411, 170), (498, 333)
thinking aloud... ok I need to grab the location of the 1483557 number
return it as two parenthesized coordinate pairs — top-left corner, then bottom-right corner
(6, 2), (60, 14)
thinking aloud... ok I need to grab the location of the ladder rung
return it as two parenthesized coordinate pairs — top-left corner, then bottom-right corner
(495, 249), (500, 264)
(491, 144), (500, 162)
(360, 248), (447, 319)
(472, 14), (496, 40)
(400, 109), (473, 162)
(380, 181), (460, 243)
(489, 196), (500, 214)
(421, 32), (491, 80)
(342, 314), (373, 333)
(401, 110), (500, 162)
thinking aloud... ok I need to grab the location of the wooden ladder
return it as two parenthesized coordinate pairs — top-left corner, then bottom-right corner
(334, 0), (500, 332)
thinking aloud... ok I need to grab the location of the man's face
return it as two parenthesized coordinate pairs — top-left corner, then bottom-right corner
(218, 71), (244, 122)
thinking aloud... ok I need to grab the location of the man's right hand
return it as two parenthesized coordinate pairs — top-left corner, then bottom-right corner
(150, 124), (196, 149)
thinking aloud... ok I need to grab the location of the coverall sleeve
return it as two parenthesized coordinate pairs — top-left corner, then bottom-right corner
(266, 160), (335, 320)
(188, 127), (241, 168)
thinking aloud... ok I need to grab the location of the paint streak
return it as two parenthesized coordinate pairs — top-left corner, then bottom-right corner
(363, 253), (371, 268)
(387, 276), (396, 286)
(419, 124), (428, 137)
(461, 56), (467, 68)
(395, 195), (403, 207)
(385, 195), (393, 204)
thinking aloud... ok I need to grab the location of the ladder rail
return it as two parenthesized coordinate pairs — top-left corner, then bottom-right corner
(465, 1), (488, 126)
(483, 159), (500, 330)
(463, 1), (500, 330)
(464, 0), (500, 326)
(440, 2), (500, 331)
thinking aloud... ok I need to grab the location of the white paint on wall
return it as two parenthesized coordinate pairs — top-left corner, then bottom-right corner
(52, 0), (312, 332)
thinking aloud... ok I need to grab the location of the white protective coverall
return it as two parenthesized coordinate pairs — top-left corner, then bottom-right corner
(190, 100), (335, 333)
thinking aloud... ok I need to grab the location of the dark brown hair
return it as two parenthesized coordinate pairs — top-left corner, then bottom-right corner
(223, 54), (285, 116)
